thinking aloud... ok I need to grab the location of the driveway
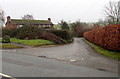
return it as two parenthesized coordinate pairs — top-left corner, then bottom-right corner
(2, 38), (118, 77)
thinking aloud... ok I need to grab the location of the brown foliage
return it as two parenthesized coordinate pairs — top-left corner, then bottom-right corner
(75, 26), (83, 37)
(84, 24), (120, 51)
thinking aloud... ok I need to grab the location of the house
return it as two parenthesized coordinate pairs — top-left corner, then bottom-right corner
(5, 16), (54, 30)
(0, 10), (4, 27)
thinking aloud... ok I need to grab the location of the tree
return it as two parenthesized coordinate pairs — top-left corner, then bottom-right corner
(58, 20), (69, 30)
(69, 20), (89, 37)
(69, 20), (81, 30)
(22, 14), (34, 20)
(104, 1), (120, 24)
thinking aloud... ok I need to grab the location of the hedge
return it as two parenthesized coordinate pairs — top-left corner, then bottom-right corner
(84, 24), (120, 51)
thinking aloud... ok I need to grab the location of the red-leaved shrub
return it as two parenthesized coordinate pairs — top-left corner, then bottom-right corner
(84, 24), (120, 51)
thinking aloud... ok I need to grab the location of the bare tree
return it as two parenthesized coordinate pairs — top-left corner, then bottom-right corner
(104, 1), (120, 23)
(22, 14), (34, 20)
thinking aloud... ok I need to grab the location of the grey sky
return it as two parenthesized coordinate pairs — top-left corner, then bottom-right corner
(0, 0), (119, 24)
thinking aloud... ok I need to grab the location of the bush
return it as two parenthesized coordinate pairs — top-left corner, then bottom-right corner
(2, 28), (11, 36)
(16, 25), (43, 39)
(9, 28), (18, 38)
(2, 25), (65, 44)
(47, 30), (73, 41)
(2, 28), (18, 38)
(40, 31), (65, 44)
(16, 25), (64, 44)
(2, 35), (11, 43)
(2, 25), (72, 44)
(84, 24), (120, 51)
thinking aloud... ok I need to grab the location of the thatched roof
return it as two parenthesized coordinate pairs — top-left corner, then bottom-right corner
(11, 19), (53, 25)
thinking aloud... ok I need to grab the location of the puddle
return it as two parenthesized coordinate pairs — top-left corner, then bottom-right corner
(97, 68), (106, 71)
(38, 56), (47, 58)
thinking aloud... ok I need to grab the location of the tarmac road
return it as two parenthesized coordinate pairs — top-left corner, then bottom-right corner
(2, 38), (118, 77)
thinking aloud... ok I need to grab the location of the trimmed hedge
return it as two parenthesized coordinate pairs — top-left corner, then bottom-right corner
(84, 24), (120, 51)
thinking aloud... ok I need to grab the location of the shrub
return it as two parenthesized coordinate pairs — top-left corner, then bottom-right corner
(47, 30), (73, 41)
(40, 31), (65, 44)
(2, 25), (68, 44)
(2, 28), (11, 36)
(2, 35), (11, 43)
(16, 25), (43, 39)
(2, 28), (18, 38)
(16, 25), (64, 44)
(84, 24), (120, 51)
(9, 28), (18, 38)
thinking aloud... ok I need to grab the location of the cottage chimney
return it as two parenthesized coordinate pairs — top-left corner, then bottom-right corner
(48, 18), (51, 22)
(7, 16), (11, 22)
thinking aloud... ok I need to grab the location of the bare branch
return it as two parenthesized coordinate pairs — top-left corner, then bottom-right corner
(104, 1), (120, 23)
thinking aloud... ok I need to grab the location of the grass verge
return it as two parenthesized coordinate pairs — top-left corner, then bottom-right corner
(82, 38), (120, 59)
(1, 44), (24, 49)
(0, 38), (2, 43)
(10, 38), (54, 46)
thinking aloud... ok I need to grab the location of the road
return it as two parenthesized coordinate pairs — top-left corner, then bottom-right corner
(2, 38), (118, 77)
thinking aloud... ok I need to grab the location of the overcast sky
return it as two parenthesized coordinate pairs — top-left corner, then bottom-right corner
(0, 0), (119, 24)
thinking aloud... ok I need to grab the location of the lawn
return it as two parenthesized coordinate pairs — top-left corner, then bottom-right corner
(10, 38), (54, 46)
(1, 44), (23, 49)
(82, 38), (120, 59)
(0, 38), (2, 42)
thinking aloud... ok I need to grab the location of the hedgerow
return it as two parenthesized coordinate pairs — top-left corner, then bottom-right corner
(84, 24), (120, 51)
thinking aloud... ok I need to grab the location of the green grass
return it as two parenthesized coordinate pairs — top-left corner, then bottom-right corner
(1, 44), (23, 49)
(82, 38), (120, 59)
(10, 38), (54, 46)
(0, 38), (2, 42)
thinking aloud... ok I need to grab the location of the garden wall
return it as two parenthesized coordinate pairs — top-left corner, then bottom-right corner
(84, 24), (120, 51)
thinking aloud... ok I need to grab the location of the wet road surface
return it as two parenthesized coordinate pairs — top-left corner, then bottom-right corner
(2, 38), (118, 77)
